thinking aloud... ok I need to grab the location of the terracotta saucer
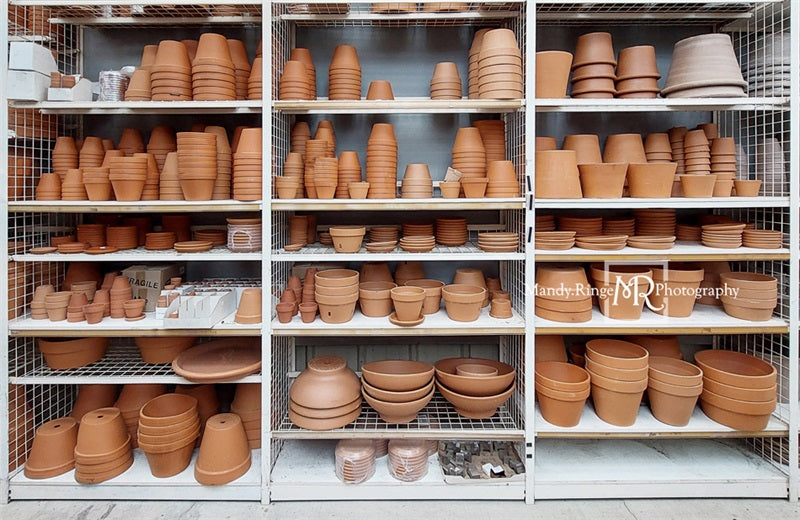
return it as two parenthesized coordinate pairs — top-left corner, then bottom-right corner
(124, 314), (145, 322)
(479, 244), (519, 252)
(174, 241), (213, 252)
(284, 244), (304, 252)
(388, 312), (425, 327)
(172, 337), (261, 382)
(30, 247), (57, 254)
(85, 246), (120, 255)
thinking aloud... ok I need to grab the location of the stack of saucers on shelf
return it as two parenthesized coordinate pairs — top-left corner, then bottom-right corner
(247, 57), (262, 99)
(144, 232), (177, 250)
(485, 160), (519, 197)
(718, 272), (778, 321)
(335, 439), (376, 484)
(477, 29), (523, 99)
(745, 32), (789, 97)
(662, 33), (746, 98)
(602, 217), (636, 236)
(435, 357), (516, 419)
(361, 360), (435, 424)
(701, 222), (745, 248)
(574, 234), (627, 251)
(328, 45), (361, 100)
(534, 231), (575, 250)
(614, 45), (661, 99)
(534, 264), (592, 322)
(151, 40), (193, 101)
(401, 164), (433, 199)
(557, 216), (602, 237)
(694, 349), (777, 430)
(477, 232), (518, 252)
(227, 218), (262, 252)
(742, 229), (782, 249)
(365, 123), (397, 198)
(570, 32), (616, 98)
(399, 235), (435, 253)
(173, 240), (213, 253)
(106, 225), (139, 250)
(191, 33), (236, 101)
(193, 228), (226, 246)
(387, 440), (429, 482)
(633, 209), (677, 236)
(430, 61), (462, 100)
(676, 223), (702, 241)
(402, 221), (434, 238)
(369, 226), (400, 243)
(74, 407), (133, 483)
(435, 217), (468, 246)
(289, 356), (362, 430)
(627, 235), (676, 250)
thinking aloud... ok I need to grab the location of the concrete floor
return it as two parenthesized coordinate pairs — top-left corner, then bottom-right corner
(1, 499), (799, 519)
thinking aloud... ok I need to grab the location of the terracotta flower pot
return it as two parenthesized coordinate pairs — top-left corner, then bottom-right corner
(75, 407), (130, 459)
(535, 51), (573, 98)
(439, 181), (461, 198)
(404, 279), (444, 314)
(195, 413), (252, 485)
(390, 286), (426, 321)
(603, 133), (647, 164)
(733, 179), (762, 196)
(142, 439), (196, 478)
(587, 370), (647, 426)
(591, 264), (654, 319)
(436, 380), (516, 419)
(359, 281), (396, 317)
(648, 264), (704, 317)
(139, 393), (199, 427)
(535, 150), (582, 198)
(647, 377), (703, 426)
(70, 384), (119, 422)
(366, 80), (394, 100)
(578, 163), (627, 198)
(24, 417), (78, 479)
(680, 174), (715, 197)
(235, 288), (262, 324)
(134, 336), (197, 364)
(299, 302), (318, 322)
(572, 32), (616, 68)
(38, 337), (109, 370)
(441, 284), (486, 322)
(627, 162), (678, 198)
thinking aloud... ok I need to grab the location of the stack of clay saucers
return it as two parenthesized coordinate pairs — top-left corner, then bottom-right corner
(193, 228), (226, 246)
(328, 45), (361, 100)
(401, 163), (433, 199)
(402, 222), (435, 237)
(191, 33), (236, 101)
(633, 209), (677, 236)
(676, 224), (702, 242)
(150, 40), (192, 101)
(557, 216), (602, 237)
(387, 440), (430, 482)
(74, 407), (133, 483)
(701, 222), (746, 248)
(477, 232), (519, 252)
(247, 57), (262, 99)
(615, 45), (661, 99)
(435, 217), (468, 246)
(176, 132), (217, 200)
(430, 62), (462, 99)
(477, 29), (523, 99)
(451, 127), (486, 181)
(365, 240), (396, 253)
(365, 123), (398, 198)
(742, 229), (782, 249)
(145, 232), (177, 250)
(227, 218), (262, 252)
(570, 32), (616, 99)
(173, 240), (213, 253)
(400, 235), (435, 253)
(626, 235), (676, 250)
(485, 160), (519, 197)
(335, 439), (376, 484)
(280, 60), (312, 100)
(534, 231), (576, 250)
(603, 218), (636, 236)
(575, 235), (628, 251)
(369, 226), (400, 243)
(662, 33), (746, 98)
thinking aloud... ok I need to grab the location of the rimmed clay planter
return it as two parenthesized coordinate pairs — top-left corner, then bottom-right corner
(441, 284), (486, 322)
(362, 386), (434, 424)
(627, 162), (678, 197)
(648, 263), (704, 317)
(362, 378), (434, 404)
(348, 182), (370, 199)
(82, 303), (105, 324)
(585, 356), (648, 382)
(358, 281), (396, 317)
(585, 338), (649, 369)
(577, 163), (627, 198)
(699, 388), (775, 430)
(693, 349), (776, 389)
(436, 380), (516, 419)
(461, 178), (488, 198)
(75, 407), (130, 459)
(587, 370), (648, 426)
(361, 359), (434, 392)
(733, 179), (762, 196)
(195, 413), (251, 485)
(329, 226), (366, 253)
(123, 298), (146, 320)
(276, 302), (294, 323)
(38, 337), (109, 370)
(70, 384), (118, 422)
(647, 377), (703, 426)
(603, 134), (646, 164)
(535, 51), (573, 98)
(299, 302), (318, 323)
(141, 437), (197, 478)
(235, 288), (262, 324)
(590, 264), (654, 320)
(572, 32), (616, 68)
(134, 336), (197, 364)
(648, 356), (702, 387)
(490, 297), (513, 318)
(404, 279), (445, 314)
(139, 393), (199, 427)
(24, 417), (78, 479)
(534, 364), (590, 428)
(535, 150), (582, 198)
(680, 174), (716, 197)
(390, 286), (426, 321)
(291, 355), (361, 408)
(439, 181), (461, 198)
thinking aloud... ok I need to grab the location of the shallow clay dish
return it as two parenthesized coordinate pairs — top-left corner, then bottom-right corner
(436, 380), (516, 419)
(172, 337), (261, 382)
(85, 246), (120, 255)
(30, 247), (58, 255)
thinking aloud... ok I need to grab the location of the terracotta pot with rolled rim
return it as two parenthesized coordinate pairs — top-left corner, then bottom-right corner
(139, 393), (199, 427)
(38, 337), (109, 370)
(276, 302), (294, 323)
(390, 286), (425, 321)
(359, 281), (396, 317)
(299, 302), (318, 323)
(441, 284), (486, 321)
(648, 263), (704, 317)
(235, 288), (262, 324)
(585, 338), (649, 369)
(123, 298), (146, 319)
(24, 417), (78, 479)
(195, 413), (252, 485)
(647, 376), (703, 426)
(733, 179), (762, 197)
(82, 303), (105, 324)
(404, 279), (445, 314)
(578, 162), (627, 198)
(587, 369), (647, 426)
(680, 174), (716, 197)
(693, 349), (776, 389)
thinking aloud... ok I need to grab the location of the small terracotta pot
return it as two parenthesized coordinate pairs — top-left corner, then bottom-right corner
(390, 286), (426, 321)
(366, 80), (394, 100)
(680, 174), (715, 197)
(439, 181), (461, 198)
(123, 298), (146, 319)
(276, 302), (294, 323)
(235, 288), (262, 324)
(733, 179), (762, 197)
(195, 413), (252, 485)
(299, 302), (318, 323)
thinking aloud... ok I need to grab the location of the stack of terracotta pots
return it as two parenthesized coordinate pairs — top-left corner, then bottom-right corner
(139, 44), (158, 71)
(591, 263), (653, 320)
(477, 29), (522, 99)
(585, 339), (649, 426)
(695, 349), (776, 430)
(710, 137), (736, 196)
(451, 127), (486, 183)
(233, 127), (262, 201)
(176, 132), (217, 200)
(647, 357), (703, 426)
(401, 163), (433, 198)
(35, 173), (61, 200)
(663, 34), (746, 98)
(109, 276), (132, 319)
(535, 150), (582, 198)
(137, 393), (200, 477)
(66, 292), (88, 322)
(70, 384), (119, 423)
(125, 69), (151, 101)
(52, 136), (78, 179)
(315, 269), (360, 323)
(175, 385), (220, 441)
(328, 45), (361, 100)
(335, 439), (376, 483)
(277, 153), (304, 199)
(148, 126), (177, 170)
(361, 360), (434, 423)
(718, 272), (778, 321)
(366, 123), (398, 198)
(290, 47), (316, 98)
(486, 160), (520, 197)
(106, 225), (139, 250)
(648, 264), (704, 317)
(473, 119), (506, 162)
(570, 32), (616, 98)
(289, 355), (361, 430)
(280, 60), (313, 100)
(44, 291), (71, 321)
(441, 284), (485, 322)
(468, 29), (490, 98)
(535, 264), (592, 322)
(453, 267), (489, 307)
(195, 413), (252, 485)
(435, 357), (516, 419)
(336, 151), (362, 198)
(615, 45), (661, 98)
(430, 62), (462, 99)
(24, 417), (78, 479)
(107, 156), (146, 201)
(231, 383), (261, 449)
(247, 57), (263, 99)
(30, 284), (53, 320)
(290, 121), (311, 158)
(191, 33), (237, 101)
(634, 208), (677, 235)
(304, 139), (330, 198)
(204, 126), (232, 199)
(535, 361), (590, 427)
(311, 157), (338, 199)
(151, 40), (192, 101)
(114, 384), (165, 449)
(535, 51), (573, 98)
(79, 137), (106, 168)
(228, 39), (252, 100)
(158, 153), (183, 200)
(134, 152), (160, 200)
(387, 440), (429, 482)
(61, 169), (88, 200)
(74, 407), (133, 483)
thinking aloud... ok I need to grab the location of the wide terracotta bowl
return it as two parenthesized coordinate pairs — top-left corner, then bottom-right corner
(291, 355), (361, 409)
(362, 378), (434, 403)
(702, 377), (776, 402)
(434, 357), (515, 396)
(694, 349), (776, 389)
(289, 396), (362, 420)
(437, 380), (516, 419)
(362, 386), (434, 423)
(360, 360), (434, 392)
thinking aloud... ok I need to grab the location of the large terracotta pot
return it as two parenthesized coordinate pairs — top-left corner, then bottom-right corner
(587, 370), (647, 426)
(535, 51), (573, 98)
(648, 263), (704, 317)
(195, 413), (252, 485)
(535, 150), (582, 198)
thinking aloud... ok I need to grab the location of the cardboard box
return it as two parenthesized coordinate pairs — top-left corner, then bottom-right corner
(6, 70), (50, 101)
(9, 42), (58, 75)
(47, 77), (94, 101)
(122, 264), (185, 312)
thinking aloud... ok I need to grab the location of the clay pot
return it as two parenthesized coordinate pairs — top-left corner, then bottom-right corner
(699, 388), (775, 430)
(587, 370), (647, 426)
(361, 360), (434, 392)
(591, 264), (654, 319)
(74, 407), (130, 459)
(648, 356), (701, 386)
(330, 226), (366, 253)
(436, 380), (516, 419)
(404, 279), (444, 314)
(626, 335), (682, 359)
(139, 393), (199, 427)
(366, 80), (394, 100)
(585, 338), (649, 369)
(291, 356), (361, 408)
(441, 284), (486, 322)
(390, 286), (426, 321)
(439, 181), (461, 198)
(535, 51), (573, 98)
(134, 336), (196, 364)
(359, 281), (396, 317)
(648, 376), (703, 426)
(535, 335), (567, 363)
(123, 298), (146, 320)
(70, 384), (119, 422)
(573, 32), (616, 68)
(648, 264), (704, 317)
(603, 134), (647, 164)
(733, 179), (762, 196)
(535, 150), (582, 198)
(38, 337), (109, 370)
(24, 417), (78, 479)
(299, 302), (318, 323)
(578, 163), (627, 198)
(195, 413), (251, 485)
(680, 174), (716, 197)
(362, 386), (434, 424)
(235, 288), (262, 324)
(627, 162), (678, 198)
(434, 358), (515, 397)
(694, 349), (776, 389)
(456, 363), (499, 377)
